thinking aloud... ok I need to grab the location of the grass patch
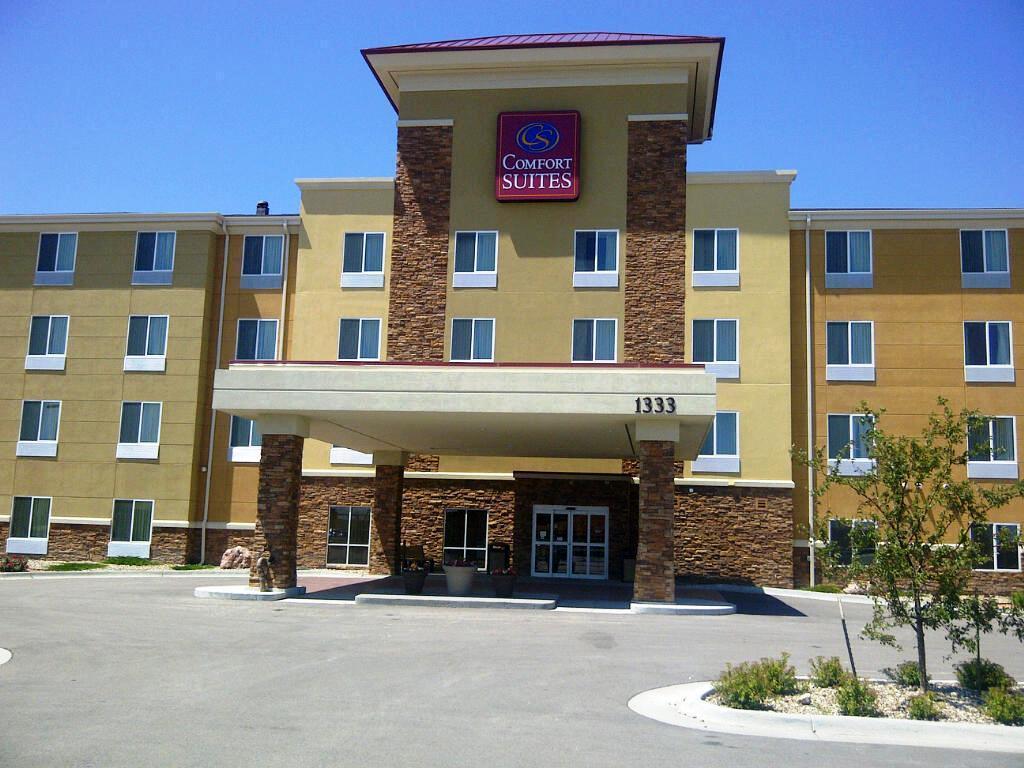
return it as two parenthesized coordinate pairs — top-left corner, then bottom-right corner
(47, 562), (108, 572)
(103, 556), (152, 566)
(801, 584), (842, 593)
(171, 564), (216, 571)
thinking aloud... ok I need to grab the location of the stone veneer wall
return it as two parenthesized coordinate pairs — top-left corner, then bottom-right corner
(370, 464), (404, 575)
(0, 522), (194, 563)
(249, 433), (304, 588)
(634, 441), (678, 601)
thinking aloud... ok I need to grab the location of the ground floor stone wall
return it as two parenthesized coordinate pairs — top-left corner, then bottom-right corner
(0, 523), (196, 563)
(203, 528), (255, 565)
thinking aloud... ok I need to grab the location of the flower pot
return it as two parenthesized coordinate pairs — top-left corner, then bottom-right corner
(402, 570), (427, 595)
(491, 573), (516, 598)
(443, 564), (477, 596)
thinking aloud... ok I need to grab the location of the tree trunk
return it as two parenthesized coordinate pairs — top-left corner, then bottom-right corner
(913, 593), (929, 694)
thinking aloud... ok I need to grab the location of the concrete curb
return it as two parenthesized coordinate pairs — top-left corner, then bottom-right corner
(354, 593), (557, 610)
(628, 682), (1023, 753)
(630, 600), (736, 615)
(682, 582), (875, 605)
(0, 570), (248, 581)
(194, 585), (307, 601)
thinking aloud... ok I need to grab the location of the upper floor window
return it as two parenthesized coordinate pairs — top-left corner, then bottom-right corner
(692, 318), (739, 379)
(341, 232), (385, 288)
(109, 499), (153, 559)
(961, 230), (1009, 289)
(125, 315), (168, 372)
(693, 228), (739, 287)
(967, 416), (1018, 480)
(241, 235), (284, 290)
(133, 231), (175, 285)
(35, 232), (77, 286)
(971, 523), (1020, 572)
(229, 415), (262, 463)
(827, 413), (875, 475)
(571, 318), (616, 363)
(17, 400), (60, 457)
(825, 230), (872, 289)
(26, 315), (68, 371)
(338, 318), (381, 361)
(826, 321), (875, 381)
(964, 321), (1014, 383)
(693, 411), (740, 474)
(117, 401), (161, 460)
(453, 231), (498, 288)
(6, 496), (52, 556)
(451, 318), (494, 362)
(236, 319), (277, 361)
(573, 230), (618, 288)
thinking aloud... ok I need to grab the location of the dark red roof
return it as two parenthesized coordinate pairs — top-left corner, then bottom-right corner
(362, 32), (723, 55)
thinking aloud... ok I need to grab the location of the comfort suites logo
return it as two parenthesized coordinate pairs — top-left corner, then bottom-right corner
(496, 110), (580, 202)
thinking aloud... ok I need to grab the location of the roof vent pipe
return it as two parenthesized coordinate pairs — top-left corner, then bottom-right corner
(256, 200), (270, 216)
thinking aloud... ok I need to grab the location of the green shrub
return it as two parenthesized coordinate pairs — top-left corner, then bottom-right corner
(810, 656), (849, 688)
(885, 661), (930, 688)
(983, 687), (1024, 726)
(836, 677), (880, 717)
(172, 564), (215, 571)
(803, 584), (843, 593)
(907, 692), (941, 721)
(46, 562), (107, 572)
(1011, 591), (1024, 611)
(713, 654), (800, 710)
(956, 658), (1017, 692)
(103, 556), (151, 566)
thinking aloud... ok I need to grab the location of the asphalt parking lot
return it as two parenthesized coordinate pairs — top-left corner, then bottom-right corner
(1, 574), (1022, 767)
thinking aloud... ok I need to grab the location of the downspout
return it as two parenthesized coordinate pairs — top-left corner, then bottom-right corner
(200, 221), (231, 564)
(805, 213), (816, 587)
(277, 221), (290, 359)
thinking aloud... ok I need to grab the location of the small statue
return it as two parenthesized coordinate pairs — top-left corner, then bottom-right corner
(256, 552), (272, 592)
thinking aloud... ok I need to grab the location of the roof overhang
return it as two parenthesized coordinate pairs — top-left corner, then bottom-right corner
(213, 362), (716, 460)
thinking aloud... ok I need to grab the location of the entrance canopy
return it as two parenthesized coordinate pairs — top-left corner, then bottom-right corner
(212, 362), (716, 460)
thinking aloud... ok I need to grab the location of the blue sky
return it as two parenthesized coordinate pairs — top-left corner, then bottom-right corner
(2, 1), (1022, 214)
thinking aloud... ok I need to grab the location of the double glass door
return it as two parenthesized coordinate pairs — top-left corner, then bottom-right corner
(531, 505), (608, 579)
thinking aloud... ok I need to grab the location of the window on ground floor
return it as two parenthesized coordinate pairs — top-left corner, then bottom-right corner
(443, 508), (488, 569)
(327, 506), (371, 566)
(111, 500), (153, 543)
(827, 519), (876, 566)
(971, 522), (1021, 572)
(9, 496), (51, 540)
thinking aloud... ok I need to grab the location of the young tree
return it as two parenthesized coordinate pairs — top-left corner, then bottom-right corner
(794, 398), (1024, 693)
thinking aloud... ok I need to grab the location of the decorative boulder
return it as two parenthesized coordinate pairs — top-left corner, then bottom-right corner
(220, 546), (252, 569)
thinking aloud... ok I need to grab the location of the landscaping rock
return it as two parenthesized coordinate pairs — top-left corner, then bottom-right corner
(843, 581), (869, 595)
(219, 547), (252, 569)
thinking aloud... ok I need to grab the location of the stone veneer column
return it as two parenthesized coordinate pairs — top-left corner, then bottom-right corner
(369, 454), (406, 575)
(634, 439), (678, 603)
(624, 119), (687, 363)
(249, 431), (305, 589)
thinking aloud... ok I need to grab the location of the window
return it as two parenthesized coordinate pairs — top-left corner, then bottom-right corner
(571, 318), (616, 363)
(693, 411), (739, 473)
(327, 505), (371, 565)
(971, 523), (1020, 572)
(828, 519), (877, 566)
(453, 231), (498, 288)
(133, 231), (175, 285)
(117, 401), (161, 459)
(236, 319), (278, 361)
(35, 232), (77, 285)
(964, 321), (1014, 382)
(341, 232), (385, 288)
(692, 318), (739, 379)
(241, 235), (284, 289)
(451, 318), (494, 362)
(573, 230), (618, 287)
(124, 315), (168, 372)
(825, 230), (872, 289)
(6, 496), (51, 555)
(827, 413), (875, 475)
(961, 230), (1009, 288)
(229, 416), (262, 463)
(967, 417), (1018, 480)
(826, 321), (874, 381)
(25, 315), (68, 370)
(338, 318), (381, 361)
(693, 228), (739, 287)
(109, 499), (153, 559)
(443, 508), (488, 569)
(17, 400), (60, 457)
(330, 445), (373, 465)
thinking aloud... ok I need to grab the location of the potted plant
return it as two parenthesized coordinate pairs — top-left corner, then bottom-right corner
(443, 558), (478, 596)
(402, 561), (428, 595)
(491, 566), (516, 598)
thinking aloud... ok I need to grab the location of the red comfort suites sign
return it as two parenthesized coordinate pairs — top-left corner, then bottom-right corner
(495, 111), (580, 202)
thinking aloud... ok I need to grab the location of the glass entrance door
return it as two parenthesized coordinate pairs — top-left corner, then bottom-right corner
(531, 505), (608, 579)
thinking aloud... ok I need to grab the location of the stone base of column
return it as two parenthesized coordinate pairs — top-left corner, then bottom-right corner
(249, 433), (304, 589)
(633, 439), (677, 603)
(369, 464), (404, 575)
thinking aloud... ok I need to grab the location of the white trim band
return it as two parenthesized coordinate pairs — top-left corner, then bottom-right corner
(396, 118), (454, 127)
(628, 113), (688, 122)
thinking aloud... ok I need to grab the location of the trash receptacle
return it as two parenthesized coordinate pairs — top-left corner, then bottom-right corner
(488, 542), (510, 573)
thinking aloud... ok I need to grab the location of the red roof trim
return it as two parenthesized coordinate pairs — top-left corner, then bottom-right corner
(229, 360), (705, 370)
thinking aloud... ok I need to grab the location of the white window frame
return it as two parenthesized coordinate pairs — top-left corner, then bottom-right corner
(572, 229), (619, 288)
(826, 413), (876, 476)
(964, 321), (1014, 383)
(25, 314), (69, 371)
(116, 401), (162, 460)
(443, 508), (490, 571)
(229, 415), (262, 463)
(691, 318), (739, 379)
(452, 230), (499, 288)
(240, 234), (284, 289)
(340, 231), (386, 288)
(692, 411), (740, 473)
(235, 318), (278, 362)
(107, 498), (154, 559)
(571, 318), (618, 364)
(692, 228), (740, 287)
(825, 320), (875, 382)
(16, 399), (61, 457)
(35, 232), (77, 285)
(326, 505), (373, 566)
(971, 522), (1021, 573)
(132, 231), (176, 285)
(337, 318), (382, 362)
(961, 229), (1010, 289)
(824, 230), (873, 289)
(124, 315), (169, 372)
(967, 416), (1018, 480)
(330, 445), (374, 465)
(5, 496), (52, 556)
(827, 518), (877, 566)
(450, 318), (495, 363)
